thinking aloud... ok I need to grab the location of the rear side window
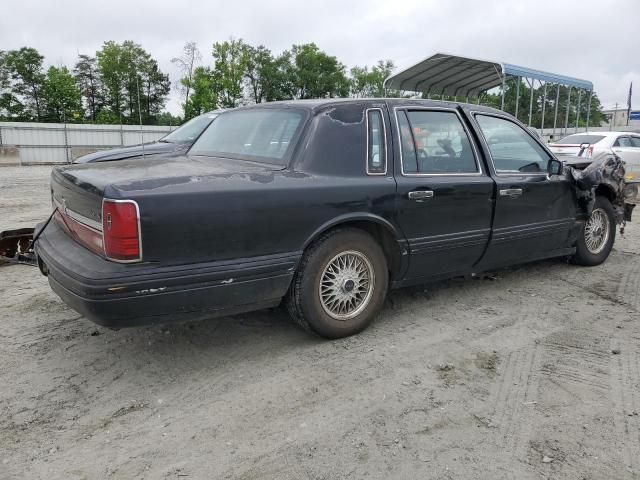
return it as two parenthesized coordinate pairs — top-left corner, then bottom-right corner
(398, 110), (478, 174)
(556, 134), (605, 145)
(475, 114), (550, 174)
(614, 137), (634, 147)
(189, 108), (305, 165)
(367, 109), (386, 174)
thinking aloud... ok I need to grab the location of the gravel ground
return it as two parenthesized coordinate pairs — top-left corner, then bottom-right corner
(1, 165), (640, 480)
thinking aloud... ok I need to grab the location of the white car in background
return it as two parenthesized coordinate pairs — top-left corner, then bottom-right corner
(549, 132), (640, 181)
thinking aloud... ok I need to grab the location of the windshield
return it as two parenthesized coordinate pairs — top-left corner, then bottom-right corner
(188, 108), (305, 165)
(162, 114), (217, 143)
(556, 134), (605, 145)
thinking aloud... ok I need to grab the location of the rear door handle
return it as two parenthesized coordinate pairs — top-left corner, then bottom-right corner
(408, 190), (434, 201)
(499, 188), (523, 198)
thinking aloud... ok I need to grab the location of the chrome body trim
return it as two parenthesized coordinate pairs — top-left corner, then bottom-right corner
(365, 107), (388, 176)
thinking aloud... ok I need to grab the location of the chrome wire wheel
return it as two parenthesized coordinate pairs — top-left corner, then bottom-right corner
(585, 208), (610, 255)
(319, 250), (375, 321)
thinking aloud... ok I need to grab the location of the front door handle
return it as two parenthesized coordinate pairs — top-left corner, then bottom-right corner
(499, 188), (523, 198)
(408, 190), (434, 202)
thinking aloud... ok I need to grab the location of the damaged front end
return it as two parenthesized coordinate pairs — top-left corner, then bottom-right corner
(567, 151), (634, 226)
(0, 227), (37, 266)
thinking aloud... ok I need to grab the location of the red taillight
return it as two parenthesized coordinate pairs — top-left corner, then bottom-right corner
(102, 200), (141, 262)
(587, 146), (594, 158)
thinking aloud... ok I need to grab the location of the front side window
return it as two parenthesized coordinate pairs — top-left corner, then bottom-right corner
(475, 114), (550, 174)
(398, 110), (478, 174)
(367, 109), (386, 174)
(189, 108), (305, 165)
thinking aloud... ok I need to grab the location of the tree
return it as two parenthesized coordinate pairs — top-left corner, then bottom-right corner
(183, 66), (218, 117)
(42, 66), (82, 122)
(96, 41), (170, 124)
(5, 47), (46, 121)
(0, 50), (24, 120)
(212, 38), (249, 108)
(74, 54), (102, 121)
(172, 42), (201, 117)
(350, 60), (395, 98)
(289, 43), (349, 99)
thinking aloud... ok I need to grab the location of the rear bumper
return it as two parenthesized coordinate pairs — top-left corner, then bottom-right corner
(36, 221), (299, 328)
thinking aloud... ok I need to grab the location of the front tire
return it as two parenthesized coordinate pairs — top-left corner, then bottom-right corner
(572, 196), (616, 266)
(286, 228), (388, 339)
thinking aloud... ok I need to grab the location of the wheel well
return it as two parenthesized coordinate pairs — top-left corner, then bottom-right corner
(311, 221), (403, 280)
(595, 184), (615, 202)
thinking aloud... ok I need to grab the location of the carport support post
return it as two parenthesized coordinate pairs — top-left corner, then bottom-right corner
(527, 78), (535, 127)
(515, 77), (520, 119)
(500, 74), (506, 111)
(585, 90), (592, 132)
(540, 82), (548, 134)
(574, 89), (582, 133)
(552, 84), (560, 137)
(564, 87), (572, 135)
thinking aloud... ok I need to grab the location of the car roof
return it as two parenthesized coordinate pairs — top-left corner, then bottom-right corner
(232, 98), (503, 115)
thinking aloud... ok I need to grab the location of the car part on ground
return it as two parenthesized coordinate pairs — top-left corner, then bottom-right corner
(0, 228), (36, 266)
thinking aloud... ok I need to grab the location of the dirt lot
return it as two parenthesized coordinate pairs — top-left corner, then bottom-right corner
(1, 165), (640, 480)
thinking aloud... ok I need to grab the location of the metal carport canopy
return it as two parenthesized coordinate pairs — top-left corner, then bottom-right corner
(384, 53), (593, 97)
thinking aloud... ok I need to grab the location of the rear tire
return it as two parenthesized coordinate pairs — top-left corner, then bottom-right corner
(286, 228), (388, 339)
(572, 196), (616, 266)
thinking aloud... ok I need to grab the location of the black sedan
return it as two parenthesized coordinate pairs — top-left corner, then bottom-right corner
(73, 110), (222, 163)
(36, 99), (630, 339)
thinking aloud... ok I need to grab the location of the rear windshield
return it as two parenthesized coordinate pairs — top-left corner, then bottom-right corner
(556, 134), (605, 145)
(162, 114), (217, 143)
(189, 108), (305, 165)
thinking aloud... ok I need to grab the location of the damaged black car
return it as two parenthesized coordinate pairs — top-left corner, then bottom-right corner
(17, 99), (636, 338)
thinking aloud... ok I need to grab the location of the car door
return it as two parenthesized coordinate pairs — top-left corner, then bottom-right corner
(613, 135), (640, 168)
(471, 112), (577, 269)
(391, 105), (494, 281)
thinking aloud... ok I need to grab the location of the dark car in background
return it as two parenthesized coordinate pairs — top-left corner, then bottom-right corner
(36, 99), (631, 339)
(73, 110), (222, 164)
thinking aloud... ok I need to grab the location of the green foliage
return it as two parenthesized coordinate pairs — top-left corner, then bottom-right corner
(212, 38), (249, 108)
(96, 41), (170, 125)
(289, 43), (349, 99)
(95, 108), (119, 124)
(183, 66), (219, 118)
(0, 40), (609, 128)
(4, 47), (46, 121)
(42, 66), (82, 122)
(244, 45), (293, 103)
(74, 55), (102, 121)
(350, 60), (395, 98)
(156, 111), (183, 126)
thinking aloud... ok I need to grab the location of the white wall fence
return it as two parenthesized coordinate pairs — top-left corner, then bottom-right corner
(0, 121), (177, 165)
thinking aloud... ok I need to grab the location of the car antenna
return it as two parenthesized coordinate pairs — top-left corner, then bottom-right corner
(136, 74), (145, 160)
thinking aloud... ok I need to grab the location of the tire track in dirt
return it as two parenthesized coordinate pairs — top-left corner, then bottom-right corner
(610, 335), (640, 475)
(617, 256), (640, 312)
(490, 342), (541, 461)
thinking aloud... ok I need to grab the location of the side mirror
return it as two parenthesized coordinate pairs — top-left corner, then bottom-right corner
(548, 158), (563, 176)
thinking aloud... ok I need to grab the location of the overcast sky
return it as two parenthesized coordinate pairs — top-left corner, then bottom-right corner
(1, 0), (638, 115)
